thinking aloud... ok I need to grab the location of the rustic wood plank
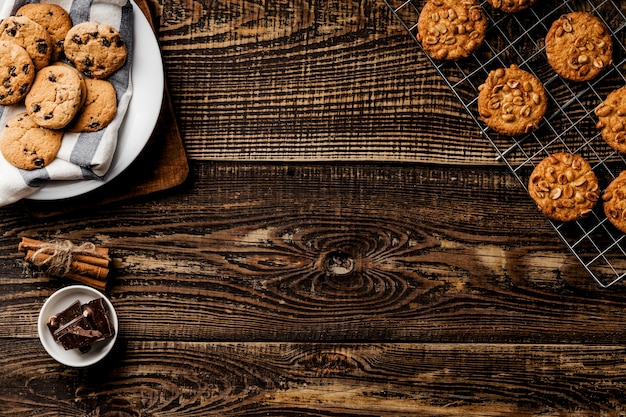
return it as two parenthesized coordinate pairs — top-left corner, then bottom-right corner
(152, 0), (493, 164)
(2, 162), (626, 344)
(1, 341), (625, 416)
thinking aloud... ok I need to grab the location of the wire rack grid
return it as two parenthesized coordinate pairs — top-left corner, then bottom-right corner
(384, 0), (626, 287)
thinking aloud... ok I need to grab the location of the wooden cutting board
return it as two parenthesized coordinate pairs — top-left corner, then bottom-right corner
(23, 0), (189, 218)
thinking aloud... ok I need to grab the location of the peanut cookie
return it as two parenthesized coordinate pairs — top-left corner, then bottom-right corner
(0, 15), (52, 71)
(545, 12), (612, 82)
(67, 78), (117, 133)
(594, 86), (626, 153)
(416, 0), (487, 61)
(603, 171), (626, 233)
(0, 40), (34, 105)
(528, 152), (599, 222)
(0, 112), (63, 170)
(64, 21), (127, 79)
(25, 64), (85, 130)
(485, 0), (537, 13)
(17, 3), (72, 61)
(477, 64), (547, 136)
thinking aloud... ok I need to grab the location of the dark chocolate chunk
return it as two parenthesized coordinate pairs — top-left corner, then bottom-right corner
(47, 298), (114, 353)
(83, 298), (115, 338)
(36, 40), (48, 54)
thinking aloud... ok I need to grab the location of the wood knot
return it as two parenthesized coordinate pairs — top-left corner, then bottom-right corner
(323, 251), (355, 276)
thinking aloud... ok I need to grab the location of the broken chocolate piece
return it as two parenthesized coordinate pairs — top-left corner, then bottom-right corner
(83, 298), (115, 338)
(47, 297), (115, 352)
(54, 314), (103, 350)
(47, 300), (82, 337)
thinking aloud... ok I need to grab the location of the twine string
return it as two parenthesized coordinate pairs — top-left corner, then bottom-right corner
(30, 240), (109, 276)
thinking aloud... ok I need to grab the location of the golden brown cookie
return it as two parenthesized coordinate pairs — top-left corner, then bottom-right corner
(528, 152), (599, 222)
(0, 112), (63, 170)
(594, 86), (626, 153)
(0, 40), (35, 105)
(25, 64), (86, 130)
(545, 12), (612, 82)
(67, 78), (117, 133)
(603, 171), (626, 233)
(416, 0), (487, 61)
(485, 0), (537, 13)
(0, 15), (52, 70)
(17, 3), (73, 61)
(64, 21), (127, 79)
(477, 64), (548, 136)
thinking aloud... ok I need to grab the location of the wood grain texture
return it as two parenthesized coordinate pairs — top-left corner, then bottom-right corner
(1, 341), (626, 416)
(3, 163), (626, 345)
(152, 0), (493, 163)
(2, 0), (626, 414)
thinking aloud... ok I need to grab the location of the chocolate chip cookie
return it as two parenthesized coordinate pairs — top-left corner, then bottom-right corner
(17, 3), (73, 61)
(0, 40), (34, 105)
(477, 64), (547, 136)
(595, 86), (626, 154)
(603, 171), (626, 233)
(0, 15), (52, 70)
(545, 12), (612, 82)
(0, 112), (63, 170)
(485, 0), (537, 13)
(416, 0), (487, 61)
(67, 78), (117, 132)
(25, 63), (86, 130)
(528, 152), (600, 222)
(64, 21), (127, 79)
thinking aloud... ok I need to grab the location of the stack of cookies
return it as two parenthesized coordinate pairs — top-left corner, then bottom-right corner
(416, 0), (626, 233)
(0, 2), (127, 171)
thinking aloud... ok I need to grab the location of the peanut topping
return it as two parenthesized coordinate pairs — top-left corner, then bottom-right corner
(546, 12), (613, 82)
(417, 0), (487, 61)
(477, 64), (547, 136)
(595, 86), (626, 153)
(528, 152), (599, 222)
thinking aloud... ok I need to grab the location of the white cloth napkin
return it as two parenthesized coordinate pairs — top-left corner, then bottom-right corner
(0, 0), (133, 206)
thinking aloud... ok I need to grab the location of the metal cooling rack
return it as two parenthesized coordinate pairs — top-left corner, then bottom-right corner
(385, 0), (626, 287)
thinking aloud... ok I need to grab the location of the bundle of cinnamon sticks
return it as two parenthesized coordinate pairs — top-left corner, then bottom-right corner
(18, 237), (111, 291)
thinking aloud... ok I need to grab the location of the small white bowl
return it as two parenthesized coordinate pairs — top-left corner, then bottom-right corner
(38, 285), (118, 367)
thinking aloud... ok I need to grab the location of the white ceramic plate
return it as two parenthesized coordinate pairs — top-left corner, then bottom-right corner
(27, 0), (164, 200)
(38, 285), (118, 367)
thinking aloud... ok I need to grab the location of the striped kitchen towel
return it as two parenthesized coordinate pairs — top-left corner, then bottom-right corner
(0, 0), (133, 206)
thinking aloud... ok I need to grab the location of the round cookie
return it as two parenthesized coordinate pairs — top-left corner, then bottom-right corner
(594, 86), (626, 153)
(67, 78), (117, 133)
(0, 40), (35, 105)
(0, 15), (52, 70)
(545, 12), (612, 82)
(25, 64), (86, 130)
(64, 22), (127, 79)
(416, 0), (488, 61)
(603, 171), (626, 233)
(485, 0), (537, 13)
(528, 152), (600, 222)
(17, 3), (73, 62)
(0, 112), (63, 170)
(477, 64), (548, 136)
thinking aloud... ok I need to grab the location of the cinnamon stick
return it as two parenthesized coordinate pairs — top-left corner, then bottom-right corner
(62, 272), (108, 292)
(18, 237), (110, 291)
(24, 250), (109, 281)
(19, 237), (110, 268)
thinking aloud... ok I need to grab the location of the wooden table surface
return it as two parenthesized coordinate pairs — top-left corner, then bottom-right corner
(3, 0), (626, 415)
